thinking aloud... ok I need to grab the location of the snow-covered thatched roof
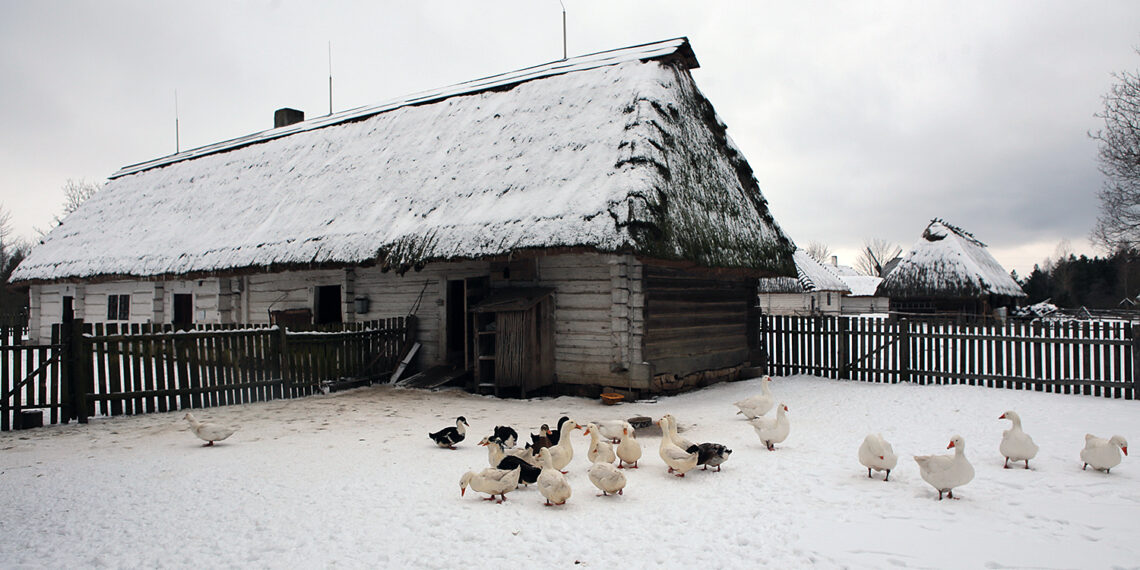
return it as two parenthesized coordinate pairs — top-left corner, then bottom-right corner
(878, 220), (1026, 299)
(757, 250), (850, 294)
(827, 263), (884, 297)
(13, 38), (795, 284)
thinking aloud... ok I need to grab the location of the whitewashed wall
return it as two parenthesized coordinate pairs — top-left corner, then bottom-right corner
(758, 291), (845, 316)
(841, 296), (890, 315)
(24, 253), (638, 389)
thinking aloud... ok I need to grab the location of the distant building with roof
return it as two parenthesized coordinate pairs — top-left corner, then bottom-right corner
(758, 250), (850, 315)
(877, 219), (1026, 317)
(828, 261), (890, 315)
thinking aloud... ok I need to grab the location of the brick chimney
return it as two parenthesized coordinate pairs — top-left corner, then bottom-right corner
(274, 108), (305, 128)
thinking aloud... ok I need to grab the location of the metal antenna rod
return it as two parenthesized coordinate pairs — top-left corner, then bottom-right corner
(559, 0), (567, 60)
(328, 41), (333, 116)
(175, 89), (180, 154)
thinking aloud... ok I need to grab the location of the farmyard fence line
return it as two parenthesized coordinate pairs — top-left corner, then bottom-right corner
(761, 314), (1138, 399)
(1, 318), (413, 430)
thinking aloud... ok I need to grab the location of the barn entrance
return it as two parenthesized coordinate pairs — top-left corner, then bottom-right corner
(445, 276), (489, 368)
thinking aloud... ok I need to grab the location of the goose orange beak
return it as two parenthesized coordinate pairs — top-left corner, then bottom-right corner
(461, 488), (466, 496)
(1123, 446), (1129, 456)
(999, 413), (1006, 419)
(947, 441), (956, 449)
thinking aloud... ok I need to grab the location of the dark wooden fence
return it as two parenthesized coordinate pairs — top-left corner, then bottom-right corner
(1, 317), (412, 430)
(0, 311), (28, 345)
(761, 314), (1138, 400)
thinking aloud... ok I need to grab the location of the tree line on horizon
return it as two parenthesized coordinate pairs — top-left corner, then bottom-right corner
(1017, 250), (1140, 310)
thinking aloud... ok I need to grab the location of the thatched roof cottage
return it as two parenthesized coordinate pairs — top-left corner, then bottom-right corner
(14, 38), (795, 397)
(878, 219), (1025, 316)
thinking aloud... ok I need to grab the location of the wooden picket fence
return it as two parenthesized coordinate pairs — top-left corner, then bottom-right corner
(0, 311), (28, 345)
(0, 317), (413, 430)
(761, 315), (1138, 400)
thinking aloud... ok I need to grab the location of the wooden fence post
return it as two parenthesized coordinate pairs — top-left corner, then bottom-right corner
(899, 318), (911, 384)
(757, 314), (769, 376)
(61, 319), (94, 424)
(276, 326), (290, 397)
(837, 317), (849, 380)
(1131, 324), (1139, 401)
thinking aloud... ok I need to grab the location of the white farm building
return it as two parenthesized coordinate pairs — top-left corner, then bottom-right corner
(13, 38), (797, 397)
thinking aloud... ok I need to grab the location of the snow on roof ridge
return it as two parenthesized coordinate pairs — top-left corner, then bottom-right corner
(924, 218), (985, 247)
(111, 37), (696, 179)
(881, 219), (1025, 298)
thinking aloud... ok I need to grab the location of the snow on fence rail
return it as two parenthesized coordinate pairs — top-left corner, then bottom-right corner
(761, 315), (1138, 400)
(1, 318), (413, 430)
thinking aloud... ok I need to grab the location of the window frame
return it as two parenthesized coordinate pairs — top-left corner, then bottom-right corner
(107, 294), (130, 321)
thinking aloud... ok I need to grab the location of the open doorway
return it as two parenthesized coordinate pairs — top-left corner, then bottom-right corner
(446, 280), (466, 366)
(61, 296), (74, 323)
(173, 294), (193, 329)
(315, 285), (342, 325)
(444, 277), (489, 369)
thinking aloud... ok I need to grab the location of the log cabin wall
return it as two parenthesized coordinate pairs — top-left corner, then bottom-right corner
(533, 253), (637, 390)
(643, 262), (754, 381)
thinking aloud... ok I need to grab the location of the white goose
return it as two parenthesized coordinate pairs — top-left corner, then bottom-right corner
(547, 419), (581, 473)
(734, 376), (775, 419)
(183, 412), (237, 446)
(914, 435), (975, 500)
(858, 433), (898, 481)
(460, 466), (522, 503)
(998, 411), (1039, 469)
(616, 426), (642, 469)
(1081, 434), (1129, 473)
(656, 417), (698, 477)
(536, 447), (572, 506)
(749, 404), (790, 451)
(661, 414), (697, 452)
(595, 419), (633, 444)
(584, 423), (617, 464)
(587, 451), (627, 496)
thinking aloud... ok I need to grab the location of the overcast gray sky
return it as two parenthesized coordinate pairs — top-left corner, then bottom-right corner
(2, 1), (1138, 275)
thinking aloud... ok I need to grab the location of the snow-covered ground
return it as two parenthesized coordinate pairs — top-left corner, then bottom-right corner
(0, 375), (1136, 568)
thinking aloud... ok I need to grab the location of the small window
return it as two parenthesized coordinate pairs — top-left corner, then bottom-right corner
(826, 292), (832, 306)
(107, 294), (130, 321)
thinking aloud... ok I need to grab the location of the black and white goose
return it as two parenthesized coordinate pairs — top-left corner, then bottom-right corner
(495, 454), (542, 486)
(548, 416), (572, 445)
(696, 443), (733, 472)
(429, 416), (469, 449)
(491, 425), (519, 448)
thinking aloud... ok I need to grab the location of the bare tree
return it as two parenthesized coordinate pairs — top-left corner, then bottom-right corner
(35, 179), (103, 237)
(856, 238), (902, 277)
(803, 241), (833, 264)
(1091, 53), (1140, 252)
(61, 179), (101, 216)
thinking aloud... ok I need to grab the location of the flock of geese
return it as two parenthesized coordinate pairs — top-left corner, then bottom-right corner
(432, 375), (1130, 504)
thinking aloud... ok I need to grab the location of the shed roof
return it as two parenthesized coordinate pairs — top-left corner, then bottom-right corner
(14, 37), (794, 283)
(757, 250), (851, 294)
(878, 219), (1026, 299)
